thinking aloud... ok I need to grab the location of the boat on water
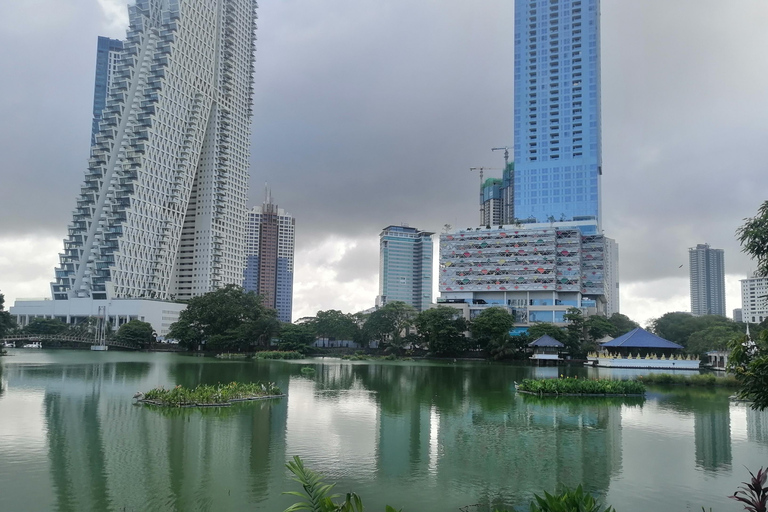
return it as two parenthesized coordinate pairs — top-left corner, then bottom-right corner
(22, 342), (42, 349)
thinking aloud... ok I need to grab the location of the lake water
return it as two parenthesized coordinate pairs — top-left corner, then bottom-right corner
(1, 350), (766, 512)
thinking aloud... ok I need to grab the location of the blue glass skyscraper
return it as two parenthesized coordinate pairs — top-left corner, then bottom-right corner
(512, 0), (601, 227)
(91, 37), (123, 145)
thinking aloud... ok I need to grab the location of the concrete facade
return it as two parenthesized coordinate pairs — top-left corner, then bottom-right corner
(9, 298), (186, 337)
(689, 243), (725, 316)
(741, 275), (768, 324)
(377, 225), (433, 312)
(51, 0), (259, 303)
(243, 191), (295, 323)
(438, 220), (608, 325)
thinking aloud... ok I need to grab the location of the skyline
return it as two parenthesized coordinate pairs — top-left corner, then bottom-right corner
(1, 1), (767, 326)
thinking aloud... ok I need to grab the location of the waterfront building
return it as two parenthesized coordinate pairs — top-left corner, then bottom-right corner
(689, 244), (725, 316)
(511, 0), (602, 226)
(590, 328), (700, 370)
(91, 37), (123, 145)
(741, 275), (768, 324)
(376, 225), (434, 312)
(438, 220), (608, 324)
(13, 0), (259, 334)
(243, 190), (295, 323)
(529, 335), (564, 362)
(49, 0), (257, 302)
(9, 298), (185, 338)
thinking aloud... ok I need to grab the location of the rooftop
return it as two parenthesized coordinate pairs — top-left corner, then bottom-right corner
(602, 328), (683, 350)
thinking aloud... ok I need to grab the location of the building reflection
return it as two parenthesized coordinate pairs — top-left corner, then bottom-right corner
(694, 405), (732, 472)
(3, 358), (288, 511)
(307, 363), (628, 509)
(747, 407), (768, 446)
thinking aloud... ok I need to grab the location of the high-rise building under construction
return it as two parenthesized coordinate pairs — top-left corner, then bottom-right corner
(51, 0), (258, 302)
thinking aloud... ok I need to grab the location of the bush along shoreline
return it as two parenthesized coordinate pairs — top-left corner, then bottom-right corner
(636, 373), (739, 387)
(254, 351), (304, 360)
(137, 382), (283, 407)
(516, 377), (645, 396)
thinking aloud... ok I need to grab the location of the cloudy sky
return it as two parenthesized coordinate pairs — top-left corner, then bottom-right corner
(1, 0), (766, 327)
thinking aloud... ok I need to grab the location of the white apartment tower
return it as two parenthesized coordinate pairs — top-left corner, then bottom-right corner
(51, 0), (258, 302)
(741, 275), (768, 324)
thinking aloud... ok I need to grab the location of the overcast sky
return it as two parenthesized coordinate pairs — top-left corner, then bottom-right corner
(1, 0), (766, 326)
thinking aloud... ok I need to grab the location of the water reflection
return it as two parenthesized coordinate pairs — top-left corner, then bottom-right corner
(2, 354), (768, 512)
(651, 388), (733, 472)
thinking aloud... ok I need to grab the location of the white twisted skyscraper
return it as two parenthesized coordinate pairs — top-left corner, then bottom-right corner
(51, 0), (258, 302)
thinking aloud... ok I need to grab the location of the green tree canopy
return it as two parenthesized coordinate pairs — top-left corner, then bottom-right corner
(313, 310), (357, 341)
(115, 320), (155, 347)
(737, 200), (768, 277)
(413, 307), (468, 356)
(687, 325), (741, 355)
(729, 329), (768, 410)
(586, 315), (616, 342)
(168, 285), (278, 351)
(470, 307), (515, 349)
(527, 322), (568, 343)
(607, 313), (639, 337)
(650, 312), (735, 347)
(0, 293), (15, 338)
(363, 302), (416, 351)
(23, 318), (69, 335)
(277, 322), (317, 352)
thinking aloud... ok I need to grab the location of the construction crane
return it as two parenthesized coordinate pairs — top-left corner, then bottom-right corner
(491, 146), (513, 166)
(469, 167), (501, 182)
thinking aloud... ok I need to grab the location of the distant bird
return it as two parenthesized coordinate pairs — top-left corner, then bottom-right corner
(133, 392), (144, 401)
(678, 265), (683, 268)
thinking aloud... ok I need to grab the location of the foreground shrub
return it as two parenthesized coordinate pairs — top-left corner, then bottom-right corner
(730, 466), (768, 512)
(283, 456), (401, 512)
(517, 378), (644, 395)
(524, 486), (615, 512)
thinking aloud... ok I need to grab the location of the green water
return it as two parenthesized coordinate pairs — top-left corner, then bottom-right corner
(1, 350), (766, 512)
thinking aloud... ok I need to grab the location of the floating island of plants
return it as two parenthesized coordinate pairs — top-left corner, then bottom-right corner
(516, 377), (645, 396)
(137, 381), (284, 408)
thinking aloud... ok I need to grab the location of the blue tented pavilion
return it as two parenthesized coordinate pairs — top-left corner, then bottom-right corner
(529, 335), (565, 361)
(601, 328), (684, 358)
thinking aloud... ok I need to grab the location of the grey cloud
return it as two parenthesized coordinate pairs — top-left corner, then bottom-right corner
(1, 0), (766, 309)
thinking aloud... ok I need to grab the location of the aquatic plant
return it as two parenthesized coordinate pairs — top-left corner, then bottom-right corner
(340, 354), (411, 361)
(141, 381), (281, 407)
(516, 377), (644, 396)
(255, 351), (304, 360)
(283, 456), (401, 512)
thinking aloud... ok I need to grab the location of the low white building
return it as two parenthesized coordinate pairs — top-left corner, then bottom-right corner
(9, 298), (186, 337)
